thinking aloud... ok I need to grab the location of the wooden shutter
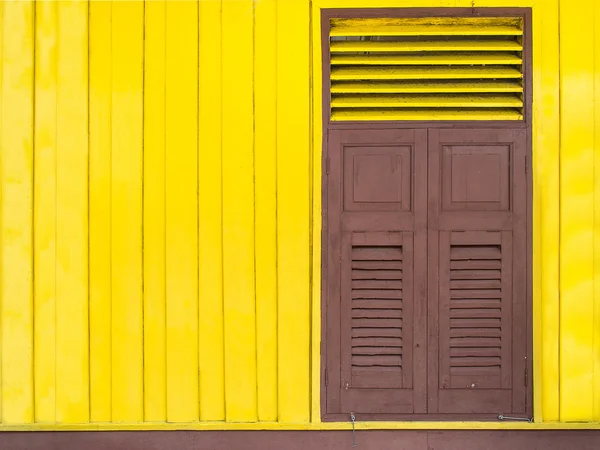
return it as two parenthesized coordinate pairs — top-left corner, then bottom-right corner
(427, 128), (529, 417)
(327, 17), (525, 122)
(324, 128), (427, 420)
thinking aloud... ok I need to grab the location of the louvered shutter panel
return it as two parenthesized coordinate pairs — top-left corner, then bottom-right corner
(428, 128), (528, 417)
(324, 129), (427, 419)
(327, 17), (525, 121)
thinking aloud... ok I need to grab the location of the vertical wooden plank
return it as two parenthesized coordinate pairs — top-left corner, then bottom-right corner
(402, 232), (414, 392)
(221, 0), (257, 422)
(337, 231), (351, 399)
(503, 231), (515, 390)
(412, 129), (428, 414)
(165, 0), (199, 422)
(310, 1), (322, 423)
(559, 0), (595, 421)
(198, 0), (225, 421)
(88, 0), (112, 422)
(427, 128), (441, 414)
(0, 0), (34, 424)
(594, 0), (600, 422)
(437, 232), (451, 398)
(143, 0), (166, 423)
(324, 129), (342, 415)
(254, 0), (278, 422)
(111, 1), (144, 422)
(33, 0), (57, 423)
(55, 0), (89, 423)
(0, 0), (4, 423)
(537, 0), (560, 423)
(277, 0), (311, 422)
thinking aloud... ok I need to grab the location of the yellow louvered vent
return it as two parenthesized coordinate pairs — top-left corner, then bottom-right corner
(328, 17), (525, 121)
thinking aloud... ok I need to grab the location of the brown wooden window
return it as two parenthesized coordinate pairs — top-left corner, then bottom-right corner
(321, 8), (532, 422)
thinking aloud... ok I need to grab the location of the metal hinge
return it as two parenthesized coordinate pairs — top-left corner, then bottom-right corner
(525, 155), (528, 174)
(524, 366), (528, 386)
(325, 369), (329, 387)
(326, 157), (330, 175)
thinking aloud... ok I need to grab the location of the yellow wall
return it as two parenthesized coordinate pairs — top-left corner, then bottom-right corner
(0, 0), (599, 430)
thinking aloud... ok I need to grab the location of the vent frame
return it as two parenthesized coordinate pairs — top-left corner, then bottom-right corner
(321, 7), (533, 127)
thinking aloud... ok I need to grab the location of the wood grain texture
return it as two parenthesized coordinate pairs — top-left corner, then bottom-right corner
(88, 0), (112, 423)
(254, 0), (279, 422)
(222, 0), (257, 422)
(165, 0), (199, 422)
(559, 0), (595, 422)
(33, 0), (57, 424)
(55, 0), (89, 423)
(143, 0), (167, 423)
(1, 0), (34, 425)
(536, 0), (560, 423)
(277, 0), (311, 423)
(198, 0), (225, 422)
(110, 1), (144, 422)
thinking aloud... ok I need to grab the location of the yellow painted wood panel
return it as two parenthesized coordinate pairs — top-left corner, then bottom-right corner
(0, 0), (34, 425)
(197, 0), (225, 422)
(559, 0), (596, 422)
(1, 0), (600, 429)
(55, 1), (89, 423)
(221, 0), (257, 422)
(110, 1), (144, 422)
(0, 0), (4, 424)
(277, 0), (311, 423)
(143, 0), (167, 423)
(537, 0), (560, 423)
(165, 0), (199, 422)
(594, 0), (600, 422)
(254, 0), (279, 422)
(88, 0), (112, 423)
(33, 0), (57, 424)
(311, 0), (325, 424)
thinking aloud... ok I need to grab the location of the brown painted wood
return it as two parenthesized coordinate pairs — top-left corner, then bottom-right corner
(428, 128), (530, 418)
(323, 128), (428, 421)
(1, 430), (600, 450)
(323, 127), (531, 420)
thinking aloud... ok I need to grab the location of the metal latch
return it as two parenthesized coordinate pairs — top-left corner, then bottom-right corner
(350, 412), (357, 447)
(498, 414), (533, 423)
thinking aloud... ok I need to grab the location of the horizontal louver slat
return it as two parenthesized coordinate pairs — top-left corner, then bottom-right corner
(331, 94), (523, 108)
(330, 53), (523, 65)
(331, 66), (523, 80)
(331, 81), (523, 94)
(328, 16), (525, 121)
(331, 109), (523, 121)
(330, 40), (523, 52)
(330, 25), (522, 37)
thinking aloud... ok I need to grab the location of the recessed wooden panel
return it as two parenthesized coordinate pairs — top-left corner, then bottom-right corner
(343, 146), (412, 212)
(442, 145), (510, 212)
